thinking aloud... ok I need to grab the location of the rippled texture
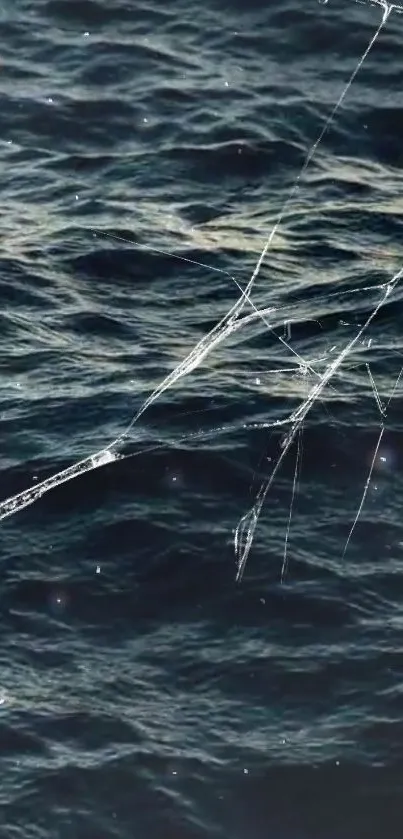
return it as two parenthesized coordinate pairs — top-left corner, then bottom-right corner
(1, 0), (403, 836)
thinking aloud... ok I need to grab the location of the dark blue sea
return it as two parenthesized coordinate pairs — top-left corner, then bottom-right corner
(1, 0), (403, 836)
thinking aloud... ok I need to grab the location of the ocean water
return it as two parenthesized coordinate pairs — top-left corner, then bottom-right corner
(1, 0), (403, 836)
